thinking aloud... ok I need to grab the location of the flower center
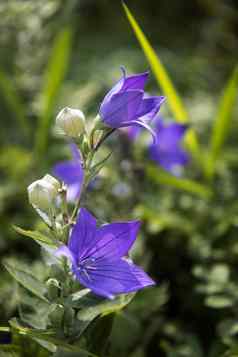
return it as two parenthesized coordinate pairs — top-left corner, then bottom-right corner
(77, 257), (96, 281)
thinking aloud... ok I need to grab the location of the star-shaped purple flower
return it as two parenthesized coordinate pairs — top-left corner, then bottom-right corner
(55, 208), (155, 299)
(53, 143), (84, 202)
(99, 68), (165, 141)
(149, 118), (189, 175)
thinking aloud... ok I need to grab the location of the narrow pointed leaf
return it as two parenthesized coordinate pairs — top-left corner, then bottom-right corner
(86, 314), (114, 357)
(206, 66), (238, 178)
(35, 26), (73, 158)
(0, 70), (29, 137)
(9, 318), (98, 356)
(0, 327), (10, 332)
(147, 165), (212, 198)
(3, 260), (48, 302)
(77, 292), (135, 322)
(0, 344), (20, 356)
(13, 225), (57, 248)
(90, 152), (112, 177)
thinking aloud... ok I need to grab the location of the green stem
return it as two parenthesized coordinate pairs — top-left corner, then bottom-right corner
(70, 128), (115, 222)
(94, 128), (115, 152)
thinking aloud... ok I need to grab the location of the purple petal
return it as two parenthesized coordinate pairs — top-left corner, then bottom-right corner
(53, 161), (83, 185)
(75, 258), (155, 299)
(126, 126), (141, 141)
(66, 183), (82, 202)
(70, 143), (82, 162)
(149, 145), (189, 175)
(124, 120), (157, 143)
(151, 149), (189, 176)
(101, 69), (149, 108)
(137, 96), (165, 119)
(155, 120), (188, 151)
(148, 117), (189, 174)
(99, 90), (144, 127)
(121, 71), (149, 91)
(82, 220), (141, 261)
(54, 245), (76, 266)
(69, 208), (97, 259)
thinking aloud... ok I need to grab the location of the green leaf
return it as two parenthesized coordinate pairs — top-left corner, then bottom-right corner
(85, 314), (114, 356)
(19, 295), (56, 330)
(35, 26), (73, 159)
(90, 152), (112, 177)
(128, 285), (168, 318)
(0, 344), (20, 357)
(13, 225), (57, 248)
(76, 292), (135, 322)
(3, 260), (48, 302)
(122, 2), (201, 161)
(9, 318), (98, 357)
(32, 338), (56, 353)
(63, 290), (135, 341)
(146, 165), (212, 198)
(206, 66), (238, 179)
(0, 70), (29, 138)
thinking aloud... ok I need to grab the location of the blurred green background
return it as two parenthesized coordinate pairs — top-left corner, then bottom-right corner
(1, 0), (238, 356)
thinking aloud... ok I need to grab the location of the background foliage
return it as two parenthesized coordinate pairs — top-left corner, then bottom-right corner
(0, 0), (238, 356)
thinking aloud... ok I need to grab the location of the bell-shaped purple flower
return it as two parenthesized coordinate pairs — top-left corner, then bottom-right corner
(53, 143), (84, 202)
(99, 68), (165, 141)
(55, 208), (155, 299)
(149, 117), (189, 175)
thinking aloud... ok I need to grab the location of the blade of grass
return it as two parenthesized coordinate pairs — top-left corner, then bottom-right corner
(123, 2), (202, 162)
(0, 70), (29, 138)
(147, 165), (212, 199)
(206, 65), (238, 179)
(0, 327), (10, 332)
(34, 26), (73, 159)
(123, 2), (187, 123)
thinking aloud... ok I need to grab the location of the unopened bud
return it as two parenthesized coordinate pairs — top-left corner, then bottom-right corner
(27, 174), (60, 211)
(49, 304), (64, 327)
(63, 306), (74, 335)
(46, 278), (60, 300)
(56, 107), (86, 138)
(50, 264), (66, 282)
(43, 174), (61, 192)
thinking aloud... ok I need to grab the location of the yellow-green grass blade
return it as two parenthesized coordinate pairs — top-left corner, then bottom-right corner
(147, 165), (212, 199)
(0, 70), (29, 138)
(123, 2), (202, 163)
(206, 65), (238, 179)
(35, 26), (73, 159)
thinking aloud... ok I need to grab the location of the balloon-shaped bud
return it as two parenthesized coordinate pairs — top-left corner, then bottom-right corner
(56, 107), (86, 138)
(27, 174), (60, 211)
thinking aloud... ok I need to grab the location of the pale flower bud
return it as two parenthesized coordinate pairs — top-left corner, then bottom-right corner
(43, 174), (61, 193)
(56, 107), (86, 138)
(27, 174), (60, 211)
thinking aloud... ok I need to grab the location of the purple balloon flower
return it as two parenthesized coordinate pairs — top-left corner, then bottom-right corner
(149, 118), (189, 175)
(55, 208), (155, 299)
(99, 68), (165, 141)
(53, 143), (84, 202)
